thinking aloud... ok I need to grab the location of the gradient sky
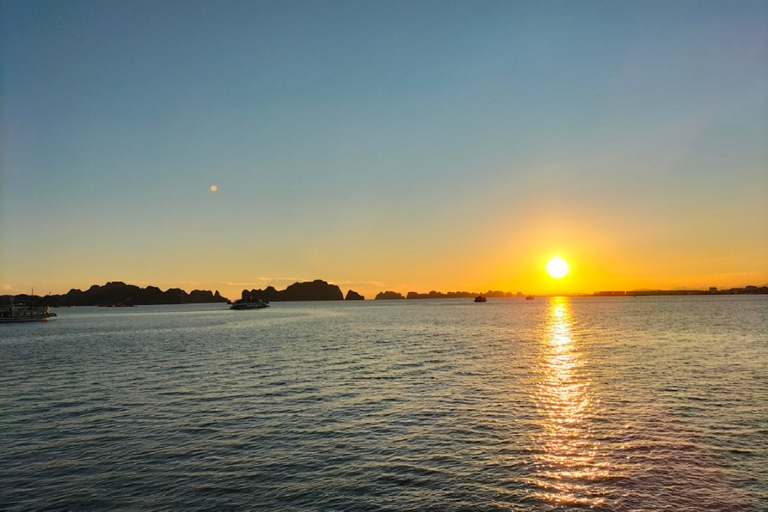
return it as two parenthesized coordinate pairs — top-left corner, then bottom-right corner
(2, 0), (767, 300)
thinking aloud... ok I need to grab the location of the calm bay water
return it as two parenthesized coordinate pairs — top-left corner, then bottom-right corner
(1, 296), (766, 511)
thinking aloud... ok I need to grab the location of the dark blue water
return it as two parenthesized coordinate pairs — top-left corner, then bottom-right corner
(1, 296), (766, 510)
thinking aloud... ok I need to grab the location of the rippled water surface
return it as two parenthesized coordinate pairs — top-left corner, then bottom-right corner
(2, 296), (767, 510)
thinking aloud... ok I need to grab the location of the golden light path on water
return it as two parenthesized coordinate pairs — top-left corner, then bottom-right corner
(532, 297), (610, 508)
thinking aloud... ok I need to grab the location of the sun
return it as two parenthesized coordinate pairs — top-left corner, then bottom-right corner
(545, 256), (569, 279)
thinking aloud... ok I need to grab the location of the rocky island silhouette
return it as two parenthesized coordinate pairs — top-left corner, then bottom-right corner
(241, 280), (363, 302)
(2, 280), (765, 308)
(0, 282), (230, 307)
(0, 280), (367, 307)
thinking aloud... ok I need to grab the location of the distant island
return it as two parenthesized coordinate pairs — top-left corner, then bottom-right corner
(375, 291), (405, 300)
(0, 281), (230, 307)
(241, 280), (363, 302)
(403, 290), (523, 300)
(374, 286), (768, 299)
(594, 286), (768, 296)
(375, 290), (524, 300)
(345, 290), (365, 301)
(3, 280), (765, 308)
(0, 280), (369, 307)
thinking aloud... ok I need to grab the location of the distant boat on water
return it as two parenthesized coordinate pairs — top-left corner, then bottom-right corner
(0, 300), (57, 323)
(230, 298), (269, 310)
(526, 295), (534, 300)
(474, 296), (487, 303)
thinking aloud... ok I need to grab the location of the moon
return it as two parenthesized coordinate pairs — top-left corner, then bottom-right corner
(545, 256), (569, 279)
(209, 185), (218, 192)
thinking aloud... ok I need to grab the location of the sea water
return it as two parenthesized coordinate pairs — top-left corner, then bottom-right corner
(1, 296), (766, 511)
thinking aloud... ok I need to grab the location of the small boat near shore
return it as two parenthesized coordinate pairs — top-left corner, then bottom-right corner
(0, 300), (57, 323)
(474, 295), (487, 303)
(229, 298), (269, 310)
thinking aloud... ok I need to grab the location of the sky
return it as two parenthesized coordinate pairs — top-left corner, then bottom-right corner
(1, 0), (767, 300)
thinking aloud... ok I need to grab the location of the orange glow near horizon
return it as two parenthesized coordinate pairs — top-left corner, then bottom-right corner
(3, 236), (767, 301)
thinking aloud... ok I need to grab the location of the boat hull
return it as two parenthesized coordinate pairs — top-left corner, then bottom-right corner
(0, 315), (56, 323)
(230, 300), (269, 310)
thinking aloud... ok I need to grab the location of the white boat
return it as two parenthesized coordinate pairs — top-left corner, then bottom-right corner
(0, 300), (57, 323)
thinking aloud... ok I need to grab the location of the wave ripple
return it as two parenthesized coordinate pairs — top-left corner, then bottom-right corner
(1, 298), (766, 510)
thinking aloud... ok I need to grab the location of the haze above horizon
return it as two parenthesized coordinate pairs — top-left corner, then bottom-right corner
(2, 0), (767, 301)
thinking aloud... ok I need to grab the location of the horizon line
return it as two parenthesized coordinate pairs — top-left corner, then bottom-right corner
(2, 279), (768, 300)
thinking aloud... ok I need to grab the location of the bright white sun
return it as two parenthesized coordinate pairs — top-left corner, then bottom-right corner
(546, 256), (569, 279)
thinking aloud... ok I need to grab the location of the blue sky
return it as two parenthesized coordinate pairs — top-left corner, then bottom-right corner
(2, 0), (766, 298)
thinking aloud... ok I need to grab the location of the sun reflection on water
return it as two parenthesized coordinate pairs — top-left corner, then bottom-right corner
(531, 297), (608, 508)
